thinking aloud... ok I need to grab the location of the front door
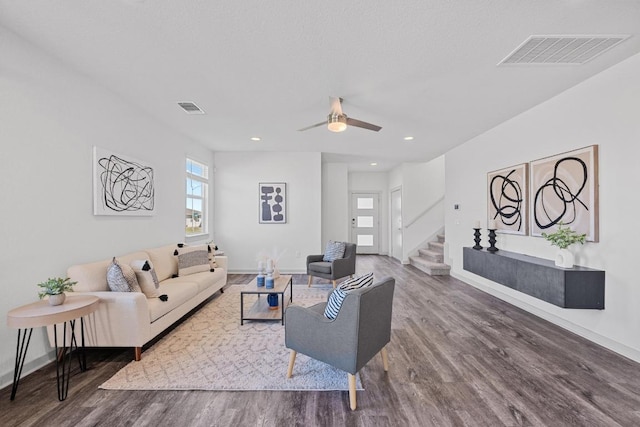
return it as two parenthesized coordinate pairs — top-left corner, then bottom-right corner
(351, 193), (379, 254)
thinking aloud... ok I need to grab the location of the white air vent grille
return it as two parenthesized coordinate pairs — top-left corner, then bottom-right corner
(499, 35), (629, 65)
(178, 102), (205, 114)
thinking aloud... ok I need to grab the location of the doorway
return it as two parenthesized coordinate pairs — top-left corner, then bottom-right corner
(351, 193), (379, 254)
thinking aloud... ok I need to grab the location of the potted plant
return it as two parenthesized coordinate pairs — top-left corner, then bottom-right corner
(542, 222), (587, 268)
(37, 277), (77, 306)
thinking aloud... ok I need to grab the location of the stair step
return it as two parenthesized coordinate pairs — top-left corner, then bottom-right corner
(418, 248), (444, 263)
(409, 257), (451, 276)
(437, 234), (445, 243)
(428, 241), (444, 253)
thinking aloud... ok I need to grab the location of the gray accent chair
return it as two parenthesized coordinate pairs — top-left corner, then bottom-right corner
(285, 277), (395, 410)
(306, 242), (357, 288)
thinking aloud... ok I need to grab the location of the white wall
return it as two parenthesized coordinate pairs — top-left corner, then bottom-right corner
(401, 158), (446, 261)
(349, 172), (389, 255)
(446, 52), (640, 361)
(0, 28), (214, 386)
(388, 158), (446, 262)
(322, 163), (349, 245)
(213, 152), (322, 273)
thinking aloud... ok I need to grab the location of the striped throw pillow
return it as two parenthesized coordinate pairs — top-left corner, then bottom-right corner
(175, 245), (211, 276)
(323, 241), (346, 262)
(106, 257), (141, 293)
(323, 272), (374, 319)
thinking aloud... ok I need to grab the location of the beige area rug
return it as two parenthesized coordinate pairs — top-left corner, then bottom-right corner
(100, 284), (363, 391)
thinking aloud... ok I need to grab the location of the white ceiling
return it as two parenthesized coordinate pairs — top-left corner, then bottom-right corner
(1, 1), (639, 171)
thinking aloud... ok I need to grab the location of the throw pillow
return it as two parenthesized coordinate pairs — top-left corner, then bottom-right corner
(323, 240), (346, 262)
(174, 244), (211, 276)
(130, 260), (161, 298)
(323, 272), (374, 319)
(208, 243), (218, 268)
(107, 257), (141, 292)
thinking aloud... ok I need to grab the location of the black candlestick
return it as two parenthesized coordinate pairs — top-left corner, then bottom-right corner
(473, 228), (482, 250)
(487, 229), (498, 252)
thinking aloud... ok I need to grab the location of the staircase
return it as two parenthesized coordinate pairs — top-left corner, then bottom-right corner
(409, 233), (451, 276)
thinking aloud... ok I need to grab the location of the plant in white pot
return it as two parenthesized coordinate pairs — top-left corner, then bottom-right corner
(37, 277), (77, 306)
(542, 222), (586, 268)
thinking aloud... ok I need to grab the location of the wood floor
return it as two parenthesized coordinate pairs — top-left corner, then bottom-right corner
(2, 255), (640, 426)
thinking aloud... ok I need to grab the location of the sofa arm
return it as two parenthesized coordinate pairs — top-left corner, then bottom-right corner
(46, 291), (151, 348)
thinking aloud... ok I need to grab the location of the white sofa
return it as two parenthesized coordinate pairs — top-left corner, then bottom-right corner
(47, 244), (227, 360)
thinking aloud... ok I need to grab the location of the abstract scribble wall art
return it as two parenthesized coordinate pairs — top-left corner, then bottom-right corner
(259, 182), (287, 224)
(530, 145), (598, 241)
(93, 147), (155, 216)
(487, 163), (528, 235)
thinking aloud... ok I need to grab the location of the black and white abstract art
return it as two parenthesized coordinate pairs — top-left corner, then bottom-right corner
(487, 163), (528, 235)
(93, 146), (155, 216)
(259, 182), (286, 224)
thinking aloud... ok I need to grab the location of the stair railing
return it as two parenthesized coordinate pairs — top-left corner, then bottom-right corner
(404, 196), (445, 229)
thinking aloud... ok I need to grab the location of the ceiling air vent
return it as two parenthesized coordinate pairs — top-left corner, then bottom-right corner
(178, 102), (205, 114)
(498, 35), (629, 65)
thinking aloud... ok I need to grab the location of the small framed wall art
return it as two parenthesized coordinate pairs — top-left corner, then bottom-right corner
(487, 163), (528, 235)
(259, 182), (287, 224)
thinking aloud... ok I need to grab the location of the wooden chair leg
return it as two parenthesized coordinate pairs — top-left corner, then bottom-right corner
(332, 280), (337, 288)
(307, 276), (312, 287)
(348, 373), (357, 410)
(287, 350), (297, 378)
(134, 347), (142, 361)
(380, 346), (389, 372)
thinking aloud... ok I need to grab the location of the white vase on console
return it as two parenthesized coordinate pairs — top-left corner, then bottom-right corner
(555, 248), (574, 268)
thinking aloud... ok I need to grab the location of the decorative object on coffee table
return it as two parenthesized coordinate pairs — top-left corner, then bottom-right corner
(267, 293), (279, 310)
(37, 277), (77, 306)
(542, 221), (586, 268)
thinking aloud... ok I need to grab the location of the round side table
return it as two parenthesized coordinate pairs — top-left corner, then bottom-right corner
(7, 295), (99, 401)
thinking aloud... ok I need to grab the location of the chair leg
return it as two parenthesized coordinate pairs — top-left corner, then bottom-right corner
(134, 347), (142, 361)
(287, 350), (297, 378)
(348, 373), (357, 410)
(307, 276), (312, 287)
(332, 280), (337, 288)
(380, 346), (389, 372)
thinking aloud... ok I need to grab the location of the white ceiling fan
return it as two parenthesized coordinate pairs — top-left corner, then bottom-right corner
(298, 96), (382, 133)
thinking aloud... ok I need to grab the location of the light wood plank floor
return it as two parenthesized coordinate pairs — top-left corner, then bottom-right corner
(2, 255), (640, 426)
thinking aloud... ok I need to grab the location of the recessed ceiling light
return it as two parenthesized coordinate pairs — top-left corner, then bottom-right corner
(404, 136), (414, 141)
(370, 162), (378, 166)
(250, 137), (261, 141)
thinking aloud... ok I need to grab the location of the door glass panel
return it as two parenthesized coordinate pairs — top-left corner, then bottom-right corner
(357, 235), (374, 246)
(357, 198), (374, 209)
(357, 216), (374, 228)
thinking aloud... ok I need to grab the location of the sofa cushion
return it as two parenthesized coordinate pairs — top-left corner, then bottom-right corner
(147, 280), (199, 322)
(163, 268), (226, 293)
(130, 260), (161, 298)
(308, 261), (333, 274)
(175, 245), (211, 276)
(324, 272), (374, 319)
(107, 258), (141, 293)
(323, 240), (346, 262)
(145, 245), (179, 282)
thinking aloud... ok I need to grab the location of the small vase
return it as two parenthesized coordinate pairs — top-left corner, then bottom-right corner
(555, 248), (574, 268)
(49, 293), (66, 306)
(267, 293), (279, 310)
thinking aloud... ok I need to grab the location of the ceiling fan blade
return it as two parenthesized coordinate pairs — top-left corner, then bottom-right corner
(346, 117), (382, 132)
(329, 96), (343, 115)
(297, 121), (327, 132)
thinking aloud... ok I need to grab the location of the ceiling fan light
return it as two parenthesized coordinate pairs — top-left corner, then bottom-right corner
(327, 114), (347, 132)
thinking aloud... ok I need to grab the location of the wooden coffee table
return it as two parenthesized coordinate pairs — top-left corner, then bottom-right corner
(240, 275), (292, 325)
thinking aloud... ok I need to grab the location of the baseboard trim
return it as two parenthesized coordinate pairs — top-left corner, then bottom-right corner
(0, 350), (56, 391)
(451, 271), (640, 363)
